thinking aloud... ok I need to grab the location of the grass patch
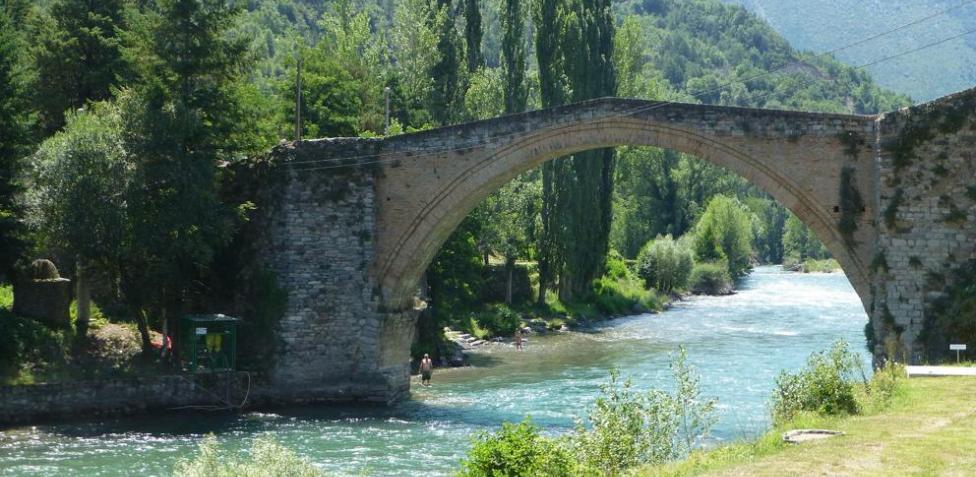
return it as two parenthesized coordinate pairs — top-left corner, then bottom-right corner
(0, 284), (11, 308)
(636, 376), (976, 477)
(800, 258), (840, 273)
(1, 284), (154, 385)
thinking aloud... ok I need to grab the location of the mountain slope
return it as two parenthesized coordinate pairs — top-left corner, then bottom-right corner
(724, 0), (976, 102)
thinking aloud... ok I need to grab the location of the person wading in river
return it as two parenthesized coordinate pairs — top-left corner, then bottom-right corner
(419, 354), (433, 386)
(514, 329), (523, 351)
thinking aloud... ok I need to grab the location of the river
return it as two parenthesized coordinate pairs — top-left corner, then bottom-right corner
(0, 266), (870, 476)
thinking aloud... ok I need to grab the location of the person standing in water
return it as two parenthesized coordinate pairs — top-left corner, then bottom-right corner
(514, 329), (523, 351)
(419, 353), (433, 386)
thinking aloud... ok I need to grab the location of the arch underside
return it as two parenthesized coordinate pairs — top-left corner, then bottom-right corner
(376, 115), (876, 315)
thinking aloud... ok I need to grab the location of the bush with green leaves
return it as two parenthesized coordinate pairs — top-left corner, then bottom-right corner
(172, 435), (323, 477)
(688, 261), (732, 295)
(782, 213), (830, 267)
(590, 273), (662, 316)
(771, 340), (867, 424)
(636, 235), (694, 294)
(692, 195), (755, 279)
(572, 347), (716, 474)
(474, 304), (522, 337)
(458, 420), (577, 477)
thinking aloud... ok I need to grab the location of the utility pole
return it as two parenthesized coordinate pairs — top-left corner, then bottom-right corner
(384, 86), (391, 135)
(295, 55), (303, 141)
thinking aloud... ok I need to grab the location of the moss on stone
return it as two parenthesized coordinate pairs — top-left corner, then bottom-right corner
(882, 92), (976, 172)
(871, 251), (889, 274)
(838, 167), (865, 248)
(883, 188), (904, 230)
(966, 186), (976, 202)
(921, 259), (976, 360)
(838, 131), (865, 159)
(944, 206), (967, 225)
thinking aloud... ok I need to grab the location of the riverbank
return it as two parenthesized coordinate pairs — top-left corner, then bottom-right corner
(0, 267), (870, 476)
(637, 376), (976, 476)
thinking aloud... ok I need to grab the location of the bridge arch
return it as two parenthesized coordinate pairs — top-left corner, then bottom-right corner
(373, 99), (879, 313)
(248, 89), (976, 402)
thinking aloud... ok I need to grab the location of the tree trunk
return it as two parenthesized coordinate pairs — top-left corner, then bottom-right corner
(505, 257), (515, 305)
(536, 261), (548, 306)
(558, 273), (574, 304)
(75, 260), (91, 338)
(160, 314), (169, 359)
(136, 310), (152, 353)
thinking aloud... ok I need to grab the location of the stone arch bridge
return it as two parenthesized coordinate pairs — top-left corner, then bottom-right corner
(237, 88), (976, 403)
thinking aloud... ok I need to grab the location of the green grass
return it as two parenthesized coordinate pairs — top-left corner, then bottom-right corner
(636, 376), (976, 476)
(1, 284), (152, 385)
(801, 258), (841, 273)
(0, 284), (12, 309)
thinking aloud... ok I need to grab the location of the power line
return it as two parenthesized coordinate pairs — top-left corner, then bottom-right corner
(285, 2), (976, 170)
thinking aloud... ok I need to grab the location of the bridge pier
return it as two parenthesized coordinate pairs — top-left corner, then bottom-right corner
(871, 90), (976, 362)
(246, 145), (417, 404)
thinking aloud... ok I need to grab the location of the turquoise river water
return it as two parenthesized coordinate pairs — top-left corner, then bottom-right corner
(0, 266), (870, 476)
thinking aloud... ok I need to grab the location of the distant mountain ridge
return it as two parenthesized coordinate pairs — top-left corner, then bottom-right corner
(723, 0), (976, 102)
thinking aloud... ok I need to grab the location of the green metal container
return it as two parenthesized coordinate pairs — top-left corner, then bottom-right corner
(180, 314), (240, 373)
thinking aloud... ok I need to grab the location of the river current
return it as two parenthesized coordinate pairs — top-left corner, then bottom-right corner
(0, 266), (870, 476)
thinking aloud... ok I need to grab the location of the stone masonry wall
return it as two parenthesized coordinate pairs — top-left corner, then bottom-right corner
(257, 140), (416, 404)
(0, 373), (250, 426)
(873, 89), (976, 362)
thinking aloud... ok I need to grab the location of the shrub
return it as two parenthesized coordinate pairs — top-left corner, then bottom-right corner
(172, 435), (323, 477)
(474, 304), (522, 337)
(572, 348), (716, 473)
(688, 261), (732, 295)
(458, 420), (577, 477)
(0, 300), (71, 384)
(782, 214), (830, 264)
(636, 235), (694, 293)
(693, 195), (754, 278)
(771, 340), (865, 424)
(604, 250), (632, 280)
(862, 358), (902, 411)
(591, 274), (662, 315)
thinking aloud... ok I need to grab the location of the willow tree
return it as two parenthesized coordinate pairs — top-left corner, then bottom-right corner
(535, 0), (617, 301)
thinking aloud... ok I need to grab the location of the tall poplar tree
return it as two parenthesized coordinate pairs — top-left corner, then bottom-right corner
(558, 0), (616, 298)
(32, 0), (130, 134)
(430, 0), (464, 125)
(464, 0), (482, 72)
(535, 0), (616, 300)
(501, 0), (526, 114)
(534, 0), (567, 304)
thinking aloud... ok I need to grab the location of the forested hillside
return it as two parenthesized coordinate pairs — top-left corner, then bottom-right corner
(724, 0), (976, 102)
(0, 0), (913, 376)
